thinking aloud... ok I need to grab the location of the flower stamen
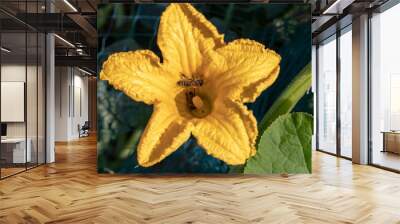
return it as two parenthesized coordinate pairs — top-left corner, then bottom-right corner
(192, 95), (204, 109)
(184, 89), (211, 118)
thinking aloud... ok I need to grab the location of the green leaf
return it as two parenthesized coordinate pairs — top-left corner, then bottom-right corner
(244, 112), (313, 174)
(258, 63), (311, 133)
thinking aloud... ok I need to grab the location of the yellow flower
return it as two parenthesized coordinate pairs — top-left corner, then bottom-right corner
(100, 3), (281, 167)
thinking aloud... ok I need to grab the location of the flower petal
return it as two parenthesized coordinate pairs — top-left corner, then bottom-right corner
(157, 3), (224, 76)
(204, 39), (281, 103)
(192, 100), (258, 165)
(100, 50), (178, 105)
(137, 103), (192, 167)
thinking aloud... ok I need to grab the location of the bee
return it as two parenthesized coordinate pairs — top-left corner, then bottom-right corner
(177, 74), (203, 110)
(177, 73), (204, 88)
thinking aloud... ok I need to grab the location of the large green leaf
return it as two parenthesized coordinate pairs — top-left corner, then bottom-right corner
(258, 63), (311, 133)
(244, 112), (313, 174)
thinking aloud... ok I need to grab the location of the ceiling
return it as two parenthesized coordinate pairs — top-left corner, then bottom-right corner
(0, 0), (393, 74)
(0, 0), (99, 74)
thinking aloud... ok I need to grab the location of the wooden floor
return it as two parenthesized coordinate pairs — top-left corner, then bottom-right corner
(1, 167), (26, 178)
(1, 163), (44, 178)
(1, 135), (400, 224)
(373, 150), (400, 171)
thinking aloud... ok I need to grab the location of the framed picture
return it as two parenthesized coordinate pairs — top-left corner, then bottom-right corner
(97, 3), (312, 174)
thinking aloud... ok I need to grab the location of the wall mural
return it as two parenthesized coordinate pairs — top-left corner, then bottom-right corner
(97, 3), (313, 174)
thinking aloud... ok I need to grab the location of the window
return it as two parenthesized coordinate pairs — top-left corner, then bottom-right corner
(0, 1), (47, 179)
(370, 3), (400, 171)
(317, 35), (337, 154)
(316, 25), (353, 159)
(339, 27), (352, 158)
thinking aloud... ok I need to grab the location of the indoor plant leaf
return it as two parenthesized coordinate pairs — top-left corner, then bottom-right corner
(258, 63), (311, 133)
(244, 112), (313, 174)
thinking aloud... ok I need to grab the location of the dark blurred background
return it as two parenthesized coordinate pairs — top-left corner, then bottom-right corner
(97, 3), (312, 173)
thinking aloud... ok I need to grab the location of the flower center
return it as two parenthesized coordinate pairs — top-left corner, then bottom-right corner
(176, 74), (212, 118)
(185, 89), (211, 118)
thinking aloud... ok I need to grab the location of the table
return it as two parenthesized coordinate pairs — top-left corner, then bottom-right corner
(381, 131), (400, 154)
(1, 138), (31, 163)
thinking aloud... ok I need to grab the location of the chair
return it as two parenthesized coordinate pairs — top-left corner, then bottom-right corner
(78, 121), (90, 138)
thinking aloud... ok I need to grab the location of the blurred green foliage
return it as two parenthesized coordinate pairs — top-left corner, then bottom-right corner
(259, 63), (312, 133)
(97, 3), (312, 174)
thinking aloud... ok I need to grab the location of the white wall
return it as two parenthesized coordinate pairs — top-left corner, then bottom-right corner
(1, 65), (26, 141)
(1, 63), (46, 164)
(352, 14), (369, 164)
(55, 66), (69, 141)
(71, 73), (89, 138)
(54, 67), (89, 141)
(45, 6), (56, 164)
(1, 65), (37, 138)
